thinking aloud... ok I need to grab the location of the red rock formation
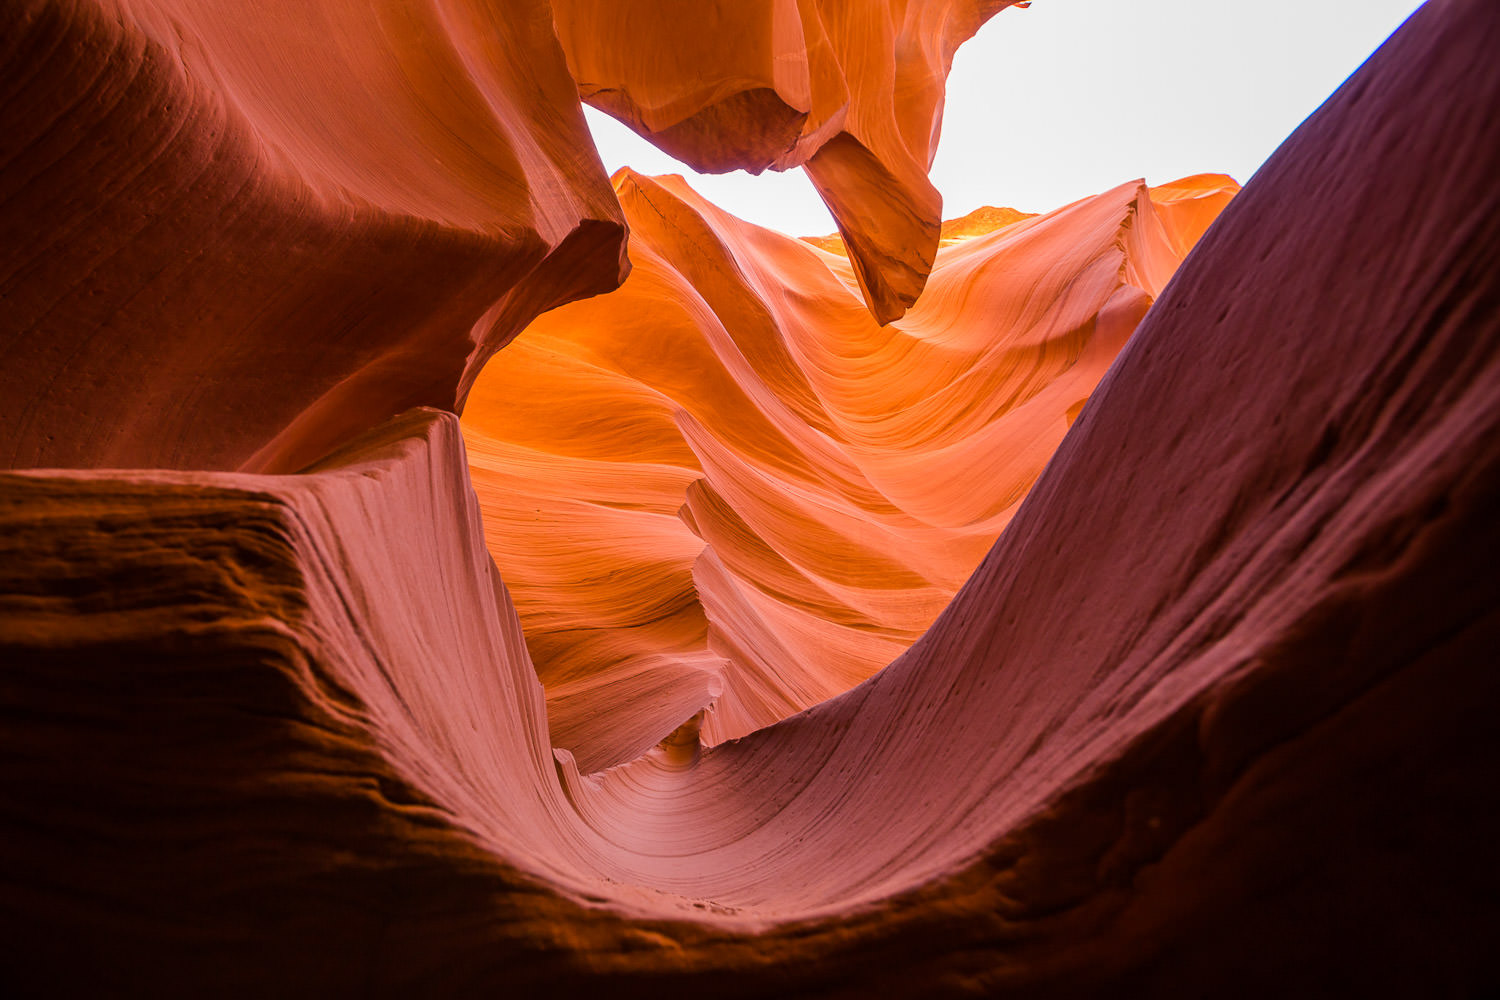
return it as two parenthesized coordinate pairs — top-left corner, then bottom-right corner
(1, 0), (1497, 995)
(464, 170), (1237, 772)
(552, 0), (1026, 323)
(0, 0), (626, 474)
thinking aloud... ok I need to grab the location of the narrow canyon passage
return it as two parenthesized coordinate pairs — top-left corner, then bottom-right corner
(463, 169), (1236, 773)
(285, 9), (1500, 930)
(1, 1), (1496, 995)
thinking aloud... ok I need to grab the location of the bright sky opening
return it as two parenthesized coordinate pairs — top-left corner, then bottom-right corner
(584, 0), (1427, 236)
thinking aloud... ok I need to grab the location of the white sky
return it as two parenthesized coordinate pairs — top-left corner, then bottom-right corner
(584, 0), (1427, 236)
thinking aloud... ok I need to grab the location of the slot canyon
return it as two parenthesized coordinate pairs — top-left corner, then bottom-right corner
(1, 0), (1497, 995)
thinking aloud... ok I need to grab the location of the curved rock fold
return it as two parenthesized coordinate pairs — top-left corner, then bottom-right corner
(0, 0), (627, 474)
(465, 167), (1239, 771)
(553, 0), (1026, 322)
(1, 0), (1497, 995)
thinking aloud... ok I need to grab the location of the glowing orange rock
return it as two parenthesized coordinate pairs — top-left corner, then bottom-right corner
(464, 170), (1237, 771)
(552, 0), (1028, 323)
(2, 0), (1498, 995)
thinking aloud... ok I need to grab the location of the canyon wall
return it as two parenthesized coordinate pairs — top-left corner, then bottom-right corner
(0, 0), (627, 474)
(1, 0), (1496, 995)
(464, 169), (1237, 771)
(553, 0), (1027, 322)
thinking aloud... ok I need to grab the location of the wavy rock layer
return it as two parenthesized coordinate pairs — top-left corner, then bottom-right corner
(2, 0), (1499, 996)
(0, 0), (626, 474)
(465, 170), (1237, 772)
(553, 0), (1024, 322)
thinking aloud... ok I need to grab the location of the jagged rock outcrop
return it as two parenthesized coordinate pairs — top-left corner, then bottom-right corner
(552, 0), (1027, 322)
(464, 170), (1238, 772)
(0, 0), (1496, 996)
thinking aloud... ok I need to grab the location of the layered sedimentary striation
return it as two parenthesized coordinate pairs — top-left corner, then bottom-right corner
(464, 170), (1237, 772)
(0, 0), (627, 474)
(552, 0), (1027, 322)
(2, 0), (1499, 996)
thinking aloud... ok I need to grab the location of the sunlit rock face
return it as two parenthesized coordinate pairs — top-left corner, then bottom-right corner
(2, 0), (1499, 996)
(464, 170), (1238, 772)
(0, 0), (626, 474)
(552, 0), (1027, 322)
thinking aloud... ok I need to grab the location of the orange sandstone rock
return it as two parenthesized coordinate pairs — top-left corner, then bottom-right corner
(552, 0), (1026, 323)
(465, 169), (1237, 771)
(0, 0), (1497, 995)
(0, 0), (626, 473)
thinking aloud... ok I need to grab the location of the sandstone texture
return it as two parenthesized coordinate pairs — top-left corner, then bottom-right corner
(1, 0), (1497, 996)
(464, 169), (1237, 771)
(0, 0), (627, 473)
(553, 0), (1027, 322)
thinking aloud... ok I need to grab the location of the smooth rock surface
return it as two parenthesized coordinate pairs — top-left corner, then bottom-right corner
(0, 0), (627, 474)
(464, 169), (1237, 772)
(553, 0), (1026, 322)
(0, 0), (1496, 995)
